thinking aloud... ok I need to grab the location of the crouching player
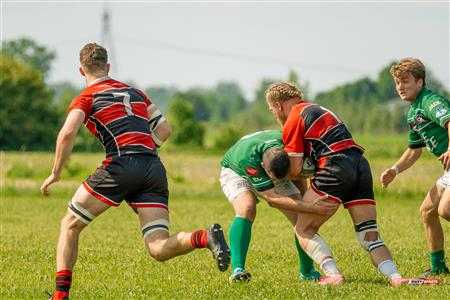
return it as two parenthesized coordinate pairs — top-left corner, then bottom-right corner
(220, 130), (338, 282)
(41, 43), (230, 300)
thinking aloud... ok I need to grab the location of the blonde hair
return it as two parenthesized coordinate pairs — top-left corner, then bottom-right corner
(266, 82), (304, 104)
(80, 43), (108, 73)
(390, 58), (426, 83)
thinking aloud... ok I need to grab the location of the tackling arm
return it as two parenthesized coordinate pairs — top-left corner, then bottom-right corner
(380, 147), (422, 188)
(258, 188), (336, 215)
(40, 110), (84, 195)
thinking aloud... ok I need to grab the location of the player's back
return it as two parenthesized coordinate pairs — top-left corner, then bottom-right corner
(70, 78), (157, 158)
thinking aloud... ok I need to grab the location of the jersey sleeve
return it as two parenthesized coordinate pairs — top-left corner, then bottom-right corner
(408, 128), (425, 148)
(68, 96), (92, 123)
(425, 96), (450, 128)
(241, 161), (274, 191)
(282, 110), (305, 157)
(135, 88), (152, 106)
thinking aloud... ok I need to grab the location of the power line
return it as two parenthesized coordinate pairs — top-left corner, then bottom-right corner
(115, 34), (373, 75)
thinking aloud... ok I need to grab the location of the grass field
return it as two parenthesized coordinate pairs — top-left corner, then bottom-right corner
(1, 138), (449, 299)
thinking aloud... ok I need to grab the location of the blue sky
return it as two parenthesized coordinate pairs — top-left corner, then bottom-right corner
(2, 1), (449, 99)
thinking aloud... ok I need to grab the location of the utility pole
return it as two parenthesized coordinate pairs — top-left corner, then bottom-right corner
(101, 2), (117, 76)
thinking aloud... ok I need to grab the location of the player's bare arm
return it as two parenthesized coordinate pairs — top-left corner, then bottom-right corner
(147, 104), (171, 146)
(259, 188), (337, 215)
(40, 110), (84, 195)
(380, 147), (422, 188)
(437, 123), (450, 170)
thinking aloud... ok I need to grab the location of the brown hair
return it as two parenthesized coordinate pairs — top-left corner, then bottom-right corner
(265, 82), (304, 104)
(262, 147), (290, 179)
(79, 43), (108, 73)
(390, 58), (426, 83)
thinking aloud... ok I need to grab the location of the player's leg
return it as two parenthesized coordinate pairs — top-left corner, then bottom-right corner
(438, 187), (450, 221)
(420, 183), (449, 276)
(274, 180), (320, 280)
(52, 185), (111, 300)
(347, 204), (404, 285)
(294, 188), (342, 284)
(220, 167), (255, 282)
(137, 206), (230, 271)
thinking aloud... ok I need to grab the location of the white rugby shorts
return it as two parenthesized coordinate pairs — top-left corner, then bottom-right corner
(219, 167), (300, 203)
(437, 168), (450, 188)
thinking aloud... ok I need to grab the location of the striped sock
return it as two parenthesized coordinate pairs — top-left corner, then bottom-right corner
(190, 230), (207, 248)
(54, 269), (71, 299)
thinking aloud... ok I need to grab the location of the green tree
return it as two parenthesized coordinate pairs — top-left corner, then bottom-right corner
(2, 37), (56, 78)
(167, 96), (204, 147)
(144, 86), (178, 114)
(0, 55), (58, 150)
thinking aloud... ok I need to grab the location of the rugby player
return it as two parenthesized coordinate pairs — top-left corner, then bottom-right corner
(41, 43), (230, 300)
(381, 58), (449, 277)
(266, 82), (410, 286)
(220, 130), (338, 282)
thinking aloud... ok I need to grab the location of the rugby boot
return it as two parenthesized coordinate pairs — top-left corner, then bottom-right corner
(206, 224), (231, 272)
(229, 268), (251, 283)
(419, 266), (449, 278)
(47, 291), (69, 300)
(317, 274), (345, 285)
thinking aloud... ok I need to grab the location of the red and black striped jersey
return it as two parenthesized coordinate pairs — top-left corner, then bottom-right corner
(68, 77), (157, 157)
(283, 102), (363, 161)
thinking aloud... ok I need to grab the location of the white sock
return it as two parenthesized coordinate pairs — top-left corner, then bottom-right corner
(321, 258), (341, 276)
(378, 260), (402, 279)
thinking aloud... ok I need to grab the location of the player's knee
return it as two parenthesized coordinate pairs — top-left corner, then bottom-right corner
(141, 219), (170, 261)
(354, 220), (385, 252)
(419, 202), (438, 222)
(147, 243), (169, 262)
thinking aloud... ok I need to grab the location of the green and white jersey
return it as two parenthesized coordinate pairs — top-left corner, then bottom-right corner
(407, 87), (450, 156)
(221, 130), (283, 191)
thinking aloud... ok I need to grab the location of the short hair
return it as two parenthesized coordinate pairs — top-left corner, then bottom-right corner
(79, 43), (108, 73)
(262, 147), (290, 179)
(390, 58), (426, 83)
(266, 82), (304, 104)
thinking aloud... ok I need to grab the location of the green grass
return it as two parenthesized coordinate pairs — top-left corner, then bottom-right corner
(1, 144), (449, 299)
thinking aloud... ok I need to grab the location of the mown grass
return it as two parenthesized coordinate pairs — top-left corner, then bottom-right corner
(1, 141), (449, 299)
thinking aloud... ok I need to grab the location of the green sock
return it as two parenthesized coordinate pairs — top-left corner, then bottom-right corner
(430, 250), (446, 272)
(229, 217), (252, 272)
(295, 234), (316, 277)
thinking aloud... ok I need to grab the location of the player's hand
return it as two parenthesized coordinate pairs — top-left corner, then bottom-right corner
(40, 173), (61, 196)
(380, 168), (396, 188)
(310, 195), (339, 215)
(438, 150), (450, 170)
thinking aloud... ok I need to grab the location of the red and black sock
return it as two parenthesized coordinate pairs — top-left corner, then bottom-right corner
(53, 269), (72, 299)
(190, 230), (207, 248)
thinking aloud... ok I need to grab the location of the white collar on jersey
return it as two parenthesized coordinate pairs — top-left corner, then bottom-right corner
(88, 76), (111, 87)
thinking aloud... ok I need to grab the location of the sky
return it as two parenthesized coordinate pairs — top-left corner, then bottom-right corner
(1, 0), (449, 100)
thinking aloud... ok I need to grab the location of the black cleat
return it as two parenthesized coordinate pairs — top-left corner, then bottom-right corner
(419, 266), (449, 278)
(206, 224), (231, 272)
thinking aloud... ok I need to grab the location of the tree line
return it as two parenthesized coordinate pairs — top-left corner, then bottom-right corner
(1, 38), (449, 151)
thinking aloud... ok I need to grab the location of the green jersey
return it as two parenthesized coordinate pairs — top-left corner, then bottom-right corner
(408, 87), (450, 156)
(221, 130), (283, 191)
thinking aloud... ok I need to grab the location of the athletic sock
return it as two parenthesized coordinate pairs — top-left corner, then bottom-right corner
(54, 269), (72, 299)
(229, 217), (252, 272)
(377, 260), (402, 280)
(190, 230), (207, 248)
(321, 258), (340, 276)
(430, 249), (447, 272)
(294, 234), (316, 276)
